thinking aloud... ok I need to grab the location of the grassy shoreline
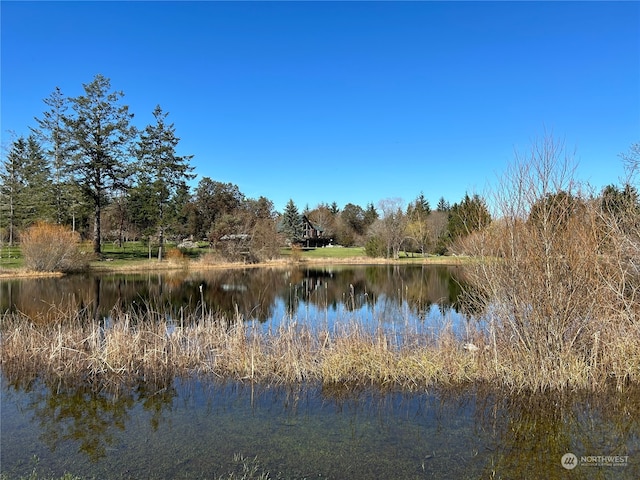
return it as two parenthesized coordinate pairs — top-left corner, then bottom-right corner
(0, 245), (471, 278)
(1, 303), (637, 394)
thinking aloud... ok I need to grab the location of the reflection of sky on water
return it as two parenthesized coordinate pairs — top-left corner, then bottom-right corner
(0, 265), (470, 326)
(260, 295), (470, 339)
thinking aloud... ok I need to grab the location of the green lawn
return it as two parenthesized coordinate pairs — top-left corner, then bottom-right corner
(0, 245), (24, 269)
(287, 246), (368, 259)
(1, 242), (437, 271)
(0, 241), (210, 270)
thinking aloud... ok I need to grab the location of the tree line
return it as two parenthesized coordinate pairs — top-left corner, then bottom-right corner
(1, 74), (637, 261)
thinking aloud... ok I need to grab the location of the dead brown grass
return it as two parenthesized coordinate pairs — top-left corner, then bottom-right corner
(0, 306), (484, 392)
(1, 300), (638, 393)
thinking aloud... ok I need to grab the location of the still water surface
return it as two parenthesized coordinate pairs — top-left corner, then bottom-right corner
(2, 377), (638, 479)
(0, 265), (470, 332)
(1, 265), (639, 478)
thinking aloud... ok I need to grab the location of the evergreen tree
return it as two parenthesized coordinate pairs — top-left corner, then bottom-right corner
(363, 202), (378, 227)
(601, 184), (639, 220)
(64, 74), (136, 254)
(281, 199), (303, 243)
(0, 136), (26, 245)
(127, 180), (158, 238)
(33, 86), (73, 224)
(0, 136), (52, 244)
(167, 182), (193, 240)
(436, 196), (450, 212)
(448, 193), (491, 240)
(23, 135), (53, 222)
(134, 105), (195, 260)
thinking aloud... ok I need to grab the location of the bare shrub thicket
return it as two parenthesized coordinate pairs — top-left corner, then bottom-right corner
(21, 222), (90, 273)
(459, 135), (640, 391)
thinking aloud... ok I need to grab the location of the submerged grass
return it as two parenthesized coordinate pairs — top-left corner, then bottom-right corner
(2, 302), (638, 394)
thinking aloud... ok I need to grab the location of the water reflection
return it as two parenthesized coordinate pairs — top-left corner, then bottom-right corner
(3, 375), (176, 462)
(0, 265), (470, 329)
(475, 390), (640, 479)
(2, 375), (638, 479)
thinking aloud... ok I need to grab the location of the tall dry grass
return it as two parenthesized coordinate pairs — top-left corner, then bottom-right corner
(1, 293), (636, 394)
(1, 302), (492, 393)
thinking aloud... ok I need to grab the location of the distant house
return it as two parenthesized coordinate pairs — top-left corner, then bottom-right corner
(302, 215), (321, 240)
(277, 214), (332, 248)
(301, 215), (331, 248)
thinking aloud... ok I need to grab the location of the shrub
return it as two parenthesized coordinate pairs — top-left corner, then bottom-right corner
(364, 235), (384, 258)
(461, 134), (640, 391)
(166, 247), (187, 266)
(21, 222), (90, 273)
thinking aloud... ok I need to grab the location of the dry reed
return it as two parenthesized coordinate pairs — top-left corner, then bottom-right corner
(0, 304), (483, 392)
(1, 298), (638, 394)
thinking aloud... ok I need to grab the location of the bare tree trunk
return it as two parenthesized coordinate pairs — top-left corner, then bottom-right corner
(158, 227), (164, 261)
(93, 201), (101, 254)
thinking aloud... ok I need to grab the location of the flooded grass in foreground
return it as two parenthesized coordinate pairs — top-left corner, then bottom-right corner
(1, 301), (637, 394)
(2, 375), (639, 479)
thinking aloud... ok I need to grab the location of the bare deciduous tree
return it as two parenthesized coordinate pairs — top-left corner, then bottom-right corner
(376, 197), (407, 259)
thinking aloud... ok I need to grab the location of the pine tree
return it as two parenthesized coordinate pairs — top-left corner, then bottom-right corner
(448, 193), (491, 240)
(0, 135), (52, 244)
(64, 74), (136, 254)
(33, 86), (72, 224)
(23, 135), (53, 222)
(281, 199), (303, 243)
(363, 202), (378, 228)
(167, 182), (193, 240)
(436, 196), (450, 212)
(135, 105), (194, 260)
(0, 136), (26, 245)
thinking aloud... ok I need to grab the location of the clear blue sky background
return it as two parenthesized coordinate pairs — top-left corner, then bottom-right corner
(2, 1), (639, 213)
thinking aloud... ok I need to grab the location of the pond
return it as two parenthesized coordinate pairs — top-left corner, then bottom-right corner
(1, 265), (639, 478)
(0, 264), (472, 334)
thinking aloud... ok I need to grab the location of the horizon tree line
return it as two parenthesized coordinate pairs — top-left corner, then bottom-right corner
(1, 74), (638, 261)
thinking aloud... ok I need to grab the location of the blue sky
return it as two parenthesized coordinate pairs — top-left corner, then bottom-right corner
(2, 1), (639, 213)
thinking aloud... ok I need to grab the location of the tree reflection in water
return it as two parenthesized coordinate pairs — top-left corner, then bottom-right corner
(2, 377), (638, 479)
(472, 386), (640, 479)
(4, 375), (176, 461)
(0, 265), (474, 330)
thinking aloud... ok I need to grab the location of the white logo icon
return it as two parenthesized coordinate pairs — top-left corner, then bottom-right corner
(561, 453), (578, 470)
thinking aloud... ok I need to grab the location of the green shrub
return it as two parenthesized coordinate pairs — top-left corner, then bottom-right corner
(364, 236), (384, 258)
